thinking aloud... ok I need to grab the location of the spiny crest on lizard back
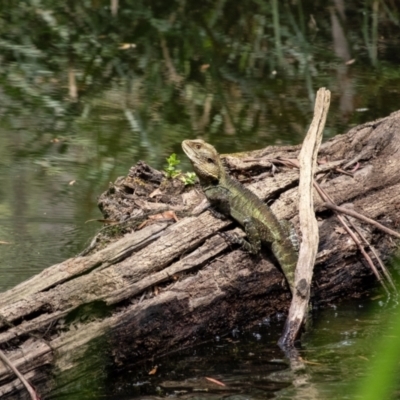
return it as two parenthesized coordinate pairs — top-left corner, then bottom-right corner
(182, 139), (223, 182)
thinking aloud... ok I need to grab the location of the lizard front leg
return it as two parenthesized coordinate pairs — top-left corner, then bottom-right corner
(221, 217), (261, 255)
(203, 185), (232, 218)
(241, 217), (262, 254)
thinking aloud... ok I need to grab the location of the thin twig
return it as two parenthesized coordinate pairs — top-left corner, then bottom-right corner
(314, 183), (391, 296)
(272, 155), (398, 292)
(334, 168), (354, 177)
(273, 157), (399, 238)
(347, 218), (397, 293)
(323, 202), (400, 239)
(0, 349), (40, 400)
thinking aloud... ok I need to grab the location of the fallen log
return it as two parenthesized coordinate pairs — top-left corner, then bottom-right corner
(1, 110), (400, 397)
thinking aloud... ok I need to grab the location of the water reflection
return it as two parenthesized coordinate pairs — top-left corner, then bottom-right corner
(49, 297), (395, 399)
(0, 155), (101, 290)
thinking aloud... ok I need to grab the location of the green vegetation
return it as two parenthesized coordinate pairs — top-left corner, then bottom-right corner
(356, 317), (400, 399)
(181, 172), (197, 186)
(354, 262), (400, 399)
(164, 153), (197, 185)
(164, 153), (182, 179)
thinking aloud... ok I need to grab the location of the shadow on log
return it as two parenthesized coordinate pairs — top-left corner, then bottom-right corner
(0, 111), (400, 397)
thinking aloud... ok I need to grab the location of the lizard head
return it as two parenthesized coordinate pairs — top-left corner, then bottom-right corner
(182, 139), (223, 183)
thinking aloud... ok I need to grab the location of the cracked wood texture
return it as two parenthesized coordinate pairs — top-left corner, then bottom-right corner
(1, 111), (400, 398)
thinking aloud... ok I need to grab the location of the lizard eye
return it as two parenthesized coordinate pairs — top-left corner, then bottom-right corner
(207, 158), (215, 164)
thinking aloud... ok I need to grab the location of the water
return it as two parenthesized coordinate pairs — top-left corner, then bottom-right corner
(0, 0), (400, 398)
(50, 295), (399, 399)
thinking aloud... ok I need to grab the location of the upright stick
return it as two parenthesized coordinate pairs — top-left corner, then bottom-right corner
(278, 88), (331, 350)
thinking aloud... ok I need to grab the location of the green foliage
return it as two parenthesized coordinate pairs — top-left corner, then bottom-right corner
(354, 274), (400, 399)
(356, 329), (400, 399)
(164, 153), (181, 178)
(181, 172), (197, 186)
(164, 154), (197, 185)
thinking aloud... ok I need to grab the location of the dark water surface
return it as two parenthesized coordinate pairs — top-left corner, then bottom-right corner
(1, 0), (400, 398)
(50, 296), (397, 399)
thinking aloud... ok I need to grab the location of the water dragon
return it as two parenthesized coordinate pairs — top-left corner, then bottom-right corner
(182, 139), (298, 293)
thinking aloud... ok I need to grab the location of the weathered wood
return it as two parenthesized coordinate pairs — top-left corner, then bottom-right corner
(279, 87), (329, 349)
(1, 111), (400, 398)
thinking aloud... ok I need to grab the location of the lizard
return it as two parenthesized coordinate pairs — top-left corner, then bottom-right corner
(182, 139), (298, 293)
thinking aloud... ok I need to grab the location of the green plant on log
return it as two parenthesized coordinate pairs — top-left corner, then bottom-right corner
(164, 154), (196, 185)
(164, 153), (181, 179)
(181, 172), (197, 186)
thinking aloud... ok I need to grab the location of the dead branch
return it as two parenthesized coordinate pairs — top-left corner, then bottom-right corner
(279, 87), (330, 350)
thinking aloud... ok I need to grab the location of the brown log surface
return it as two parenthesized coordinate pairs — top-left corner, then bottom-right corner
(1, 111), (400, 397)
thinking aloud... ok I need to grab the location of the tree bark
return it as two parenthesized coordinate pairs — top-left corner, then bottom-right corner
(0, 111), (400, 397)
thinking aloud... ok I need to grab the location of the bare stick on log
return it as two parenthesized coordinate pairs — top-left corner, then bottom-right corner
(322, 202), (400, 239)
(0, 350), (39, 400)
(314, 183), (394, 295)
(270, 160), (397, 294)
(278, 88), (331, 350)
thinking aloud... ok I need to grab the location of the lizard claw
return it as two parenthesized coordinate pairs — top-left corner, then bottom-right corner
(219, 231), (259, 254)
(209, 208), (228, 220)
(219, 231), (242, 246)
